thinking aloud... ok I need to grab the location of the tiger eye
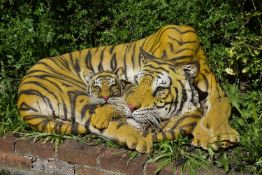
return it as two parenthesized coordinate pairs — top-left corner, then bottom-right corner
(111, 85), (120, 94)
(92, 86), (101, 94)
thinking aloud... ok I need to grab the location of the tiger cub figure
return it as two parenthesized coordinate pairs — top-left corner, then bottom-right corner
(85, 67), (131, 129)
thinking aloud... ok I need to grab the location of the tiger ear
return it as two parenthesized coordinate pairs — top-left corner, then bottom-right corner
(120, 79), (132, 89)
(83, 69), (95, 82)
(139, 47), (156, 64)
(113, 67), (131, 89)
(176, 61), (199, 80)
(114, 67), (125, 79)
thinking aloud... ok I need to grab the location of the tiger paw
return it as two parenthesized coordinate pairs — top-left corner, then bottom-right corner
(124, 133), (153, 153)
(91, 114), (110, 129)
(91, 105), (117, 129)
(114, 124), (153, 153)
(192, 120), (240, 150)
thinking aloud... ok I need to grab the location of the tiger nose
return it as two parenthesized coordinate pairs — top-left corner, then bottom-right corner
(103, 96), (109, 101)
(127, 104), (140, 112)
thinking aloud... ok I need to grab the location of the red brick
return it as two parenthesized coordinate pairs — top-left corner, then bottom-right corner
(75, 165), (112, 175)
(197, 166), (243, 175)
(0, 152), (32, 168)
(57, 140), (105, 166)
(16, 139), (55, 159)
(0, 135), (16, 153)
(99, 147), (147, 174)
(126, 155), (148, 175)
(144, 162), (174, 175)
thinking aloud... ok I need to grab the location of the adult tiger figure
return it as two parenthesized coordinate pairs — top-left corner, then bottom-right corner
(17, 25), (239, 152)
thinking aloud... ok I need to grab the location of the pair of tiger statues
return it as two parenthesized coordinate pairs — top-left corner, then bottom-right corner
(17, 25), (239, 153)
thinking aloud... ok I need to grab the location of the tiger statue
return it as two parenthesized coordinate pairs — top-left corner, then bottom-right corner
(17, 25), (239, 152)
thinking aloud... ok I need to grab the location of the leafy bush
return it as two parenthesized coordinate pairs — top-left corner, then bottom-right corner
(0, 0), (261, 174)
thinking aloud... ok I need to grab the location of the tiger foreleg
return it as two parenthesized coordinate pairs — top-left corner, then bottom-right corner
(90, 121), (153, 153)
(90, 104), (123, 129)
(149, 111), (202, 142)
(192, 48), (240, 150)
(192, 97), (240, 150)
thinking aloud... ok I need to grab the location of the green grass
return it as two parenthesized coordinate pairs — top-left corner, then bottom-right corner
(0, 0), (261, 174)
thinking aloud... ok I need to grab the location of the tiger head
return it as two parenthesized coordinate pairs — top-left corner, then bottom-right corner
(84, 67), (130, 105)
(122, 49), (200, 130)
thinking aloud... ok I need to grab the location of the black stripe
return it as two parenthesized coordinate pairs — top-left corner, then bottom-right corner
(98, 48), (106, 72)
(85, 50), (94, 72)
(166, 93), (173, 115)
(110, 45), (115, 54)
(131, 43), (136, 70)
(68, 91), (78, 122)
(75, 58), (80, 73)
(69, 52), (74, 69)
(62, 101), (68, 120)
(50, 121), (56, 133)
(149, 27), (168, 51)
(45, 57), (67, 71)
(31, 62), (85, 86)
(116, 121), (125, 129)
(84, 118), (91, 128)
(71, 122), (79, 135)
(21, 81), (59, 101)
(169, 130), (176, 139)
(168, 42), (174, 53)
(18, 89), (56, 116)
(19, 102), (37, 112)
(55, 56), (68, 70)
(143, 69), (163, 76)
(123, 45), (130, 80)
(23, 114), (47, 120)
(175, 48), (194, 54)
(81, 104), (96, 118)
(162, 131), (167, 140)
(94, 47), (99, 55)
(170, 26), (196, 34)
(110, 53), (117, 71)
(190, 84), (195, 105)
(25, 69), (86, 90)
(179, 122), (197, 130)
(176, 80), (187, 114)
(146, 59), (174, 67)
(41, 119), (50, 132)
(168, 35), (197, 45)
(170, 55), (194, 62)
(162, 50), (167, 58)
(153, 133), (158, 142)
(55, 122), (63, 134)
(59, 55), (70, 70)
(171, 87), (179, 115)
(171, 115), (201, 130)
(140, 47), (157, 60)
(138, 52), (143, 69)
(143, 64), (170, 73)
(32, 74), (63, 92)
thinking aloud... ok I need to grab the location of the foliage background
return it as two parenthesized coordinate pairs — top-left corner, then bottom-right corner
(0, 0), (261, 174)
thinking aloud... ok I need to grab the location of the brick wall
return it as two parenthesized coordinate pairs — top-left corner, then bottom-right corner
(0, 135), (240, 175)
